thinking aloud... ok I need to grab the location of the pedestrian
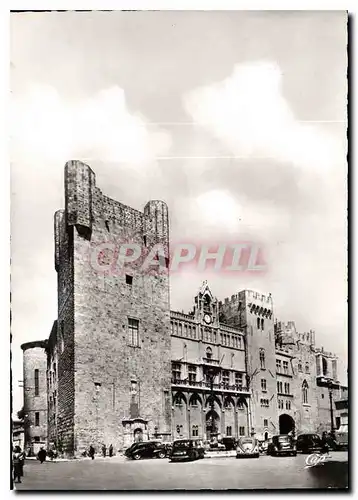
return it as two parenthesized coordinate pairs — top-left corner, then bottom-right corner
(320, 432), (331, 457)
(13, 446), (24, 484)
(89, 445), (95, 460)
(109, 444), (113, 457)
(37, 447), (47, 464)
(102, 444), (106, 458)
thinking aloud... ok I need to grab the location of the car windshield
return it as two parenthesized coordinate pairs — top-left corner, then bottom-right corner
(239, 438), (255, 444)
(277, 436), (290, 442)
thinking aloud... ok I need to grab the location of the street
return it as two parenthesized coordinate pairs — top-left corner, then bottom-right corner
(14, 451), (348, 490)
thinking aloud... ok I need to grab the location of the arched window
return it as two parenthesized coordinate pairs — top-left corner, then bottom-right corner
(261, 319), (264, 330)
(190, 394), (200, 407)
(305, 363), (310, 374)
(206, 347), (212, 359)
(257, 317), (261, 329)
(302, 380), (309, 404)
(259, 349), (265, 369)
(192, 424), (199, 437)
(237, 399), (245, 410)
(298, 361), (303, 372)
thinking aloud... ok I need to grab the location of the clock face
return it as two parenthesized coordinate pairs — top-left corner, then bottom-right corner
(204, 314), (212, 324)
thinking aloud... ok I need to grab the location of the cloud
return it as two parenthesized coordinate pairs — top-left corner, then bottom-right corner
(11, 84), (172, 165)
(184, 61), (345, 171)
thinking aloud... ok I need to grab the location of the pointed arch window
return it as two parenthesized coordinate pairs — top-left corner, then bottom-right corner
(298, 361), (303, 372)
(206, 347), (212, 360)
(259, 349), (266, 369)
(302, 380), (309, 404)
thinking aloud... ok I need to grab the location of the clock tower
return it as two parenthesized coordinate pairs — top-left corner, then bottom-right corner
(193, 281), (219, 327)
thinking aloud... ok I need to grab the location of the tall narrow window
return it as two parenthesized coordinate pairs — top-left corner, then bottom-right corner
(276, 360), (281, 373)
(128, 318), (139, 347)
(302, 380), (309, 404)
(188, 365), (197, 384)
(226, 426), (232, 437)
(222, 371), (230, 388)
(35, 412), (40, 426)
(235, 372), (243, 389)
(34, 369), (39, 396)
(298, 361), (303, 372)
(283, 361), (289, 374)
(261, 379), (267, 391)
(305, 363), (310, 374)
(261, 319), (264, 330)
(206, 347), (212, 360)
(172, 363), (181, 381)
(259, 349), (265, 369)
(239, 426), (245, 436)
(257, 317), (261, 330)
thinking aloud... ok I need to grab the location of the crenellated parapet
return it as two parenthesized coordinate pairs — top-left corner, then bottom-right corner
(64, 160), (96, 230)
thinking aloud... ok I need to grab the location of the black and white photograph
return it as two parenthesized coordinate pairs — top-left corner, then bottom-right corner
(10, 8), (348, 490)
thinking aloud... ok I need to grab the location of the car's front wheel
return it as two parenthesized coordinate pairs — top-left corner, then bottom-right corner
(133, 453), (141, 460)
(158, 451), (166, 459)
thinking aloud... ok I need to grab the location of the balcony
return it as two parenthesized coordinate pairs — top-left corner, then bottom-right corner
(171, 378), (250, 394)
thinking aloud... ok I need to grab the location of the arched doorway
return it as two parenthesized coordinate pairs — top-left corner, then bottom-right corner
(279, 414), (295, 435)
(206, 410), (220, 439)
(133, 428), (143, 443)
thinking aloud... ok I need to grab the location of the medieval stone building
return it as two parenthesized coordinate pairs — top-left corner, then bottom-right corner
(21, 161), (346, 456)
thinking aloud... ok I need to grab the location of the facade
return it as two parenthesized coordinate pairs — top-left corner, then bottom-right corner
(20, 340), (48, 455)
(22, 161), (347, 456)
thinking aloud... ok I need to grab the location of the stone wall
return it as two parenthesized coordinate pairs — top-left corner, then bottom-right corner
(21, 341), (48, 454)
(57, 161), (172, 455)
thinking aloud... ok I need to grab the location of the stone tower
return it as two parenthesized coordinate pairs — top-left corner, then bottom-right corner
(50, 160), (172, 456)
(21, 340), (48, 455)
(219, 290), (277, 439)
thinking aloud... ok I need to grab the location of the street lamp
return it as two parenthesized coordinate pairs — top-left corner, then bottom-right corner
(328, 383), (335, 438)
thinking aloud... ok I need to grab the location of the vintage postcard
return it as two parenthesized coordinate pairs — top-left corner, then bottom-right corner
(10, 9), (348, 490)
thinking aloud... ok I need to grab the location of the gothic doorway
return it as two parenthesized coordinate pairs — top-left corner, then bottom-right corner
(206, 410), (220, 439)
(133, 428), (144, 443)
(279, 414), (295, 435)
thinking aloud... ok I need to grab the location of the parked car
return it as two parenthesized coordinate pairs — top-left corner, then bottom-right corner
(170, 439), (205, 462)
(334, 425), (348, 450)
(267, 435), (297, 457)
(236, 437), (260, 458)
(221, 437), (237, 451)
(296, 433), (322, 454)
(124, 441), (167, 460)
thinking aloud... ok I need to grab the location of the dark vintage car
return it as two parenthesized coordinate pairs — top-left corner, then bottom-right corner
(221, 437), (237, 451)
(124, 441), (168, 460)
(267, 435), (297, 457)
(236, 437), (260, 458)
(169, 439), (205, 462)
(296, 433), (322, 454)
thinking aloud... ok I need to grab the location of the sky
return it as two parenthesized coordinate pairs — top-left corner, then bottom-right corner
(10, 11), (348, 414)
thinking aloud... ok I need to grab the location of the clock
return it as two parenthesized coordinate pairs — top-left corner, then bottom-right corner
(204, 314), (212, 324)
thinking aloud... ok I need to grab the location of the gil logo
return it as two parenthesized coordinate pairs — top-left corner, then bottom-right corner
(305, 453), (327, 468)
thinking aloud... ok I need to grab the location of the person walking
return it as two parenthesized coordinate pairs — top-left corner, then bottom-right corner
(37, 447), (47, 464)
(102, 444), (106, 458)
(13, 446), (24, 484)
(89, 445), (95, 460)
(320, 432), (331, 457)
(109, 444), (113, 457)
